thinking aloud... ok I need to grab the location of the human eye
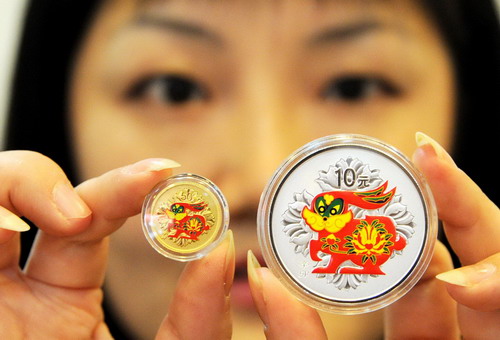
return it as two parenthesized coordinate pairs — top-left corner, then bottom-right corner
(320, 75), (401, 102)
(126, 74), (208, 106)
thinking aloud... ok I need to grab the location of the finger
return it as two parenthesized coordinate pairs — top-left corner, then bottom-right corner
(413, 132), (500, 265)
(435, 253), (500, 338)
(24, 158), (179, 288)
(0, 151), (91, 235)
(247, 250), (327, 339)
(156, 231), (234, 340)
(0, 207), (31, 269)
(436, 252), (500, 312)
(0, 151), (91, 270)
(385, 241), (460, 339)
(0, 207), (31, 233)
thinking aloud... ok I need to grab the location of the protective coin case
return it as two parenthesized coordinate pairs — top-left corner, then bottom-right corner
(142, 173), (229, 261)
(257, 134), (437, 314)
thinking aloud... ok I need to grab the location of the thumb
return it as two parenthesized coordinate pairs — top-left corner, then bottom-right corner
(156, 231), (235, 340)
(247, 250), (327, 339)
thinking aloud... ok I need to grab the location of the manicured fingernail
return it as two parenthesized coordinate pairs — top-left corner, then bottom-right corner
(414, 132), (455, 165)
(247, 250), (262, 290)
(0, 214), (30, 232)
(436, 263), (497, 287)
(247, 250), (269, 326)
(123, 158), (181, 175)
(53, 182), (92, 220)
(224, 230), (235, 296)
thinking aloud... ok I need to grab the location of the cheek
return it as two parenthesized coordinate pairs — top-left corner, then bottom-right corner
(72, 99), (228, 181)
(72, 105), (157, 180)
(296, 102), (454, 160)
(306, 73), (455, 158)
(387, 60), (455, 157)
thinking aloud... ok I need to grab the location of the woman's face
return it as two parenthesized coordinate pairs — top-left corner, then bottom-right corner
(71, 0), (455, 338)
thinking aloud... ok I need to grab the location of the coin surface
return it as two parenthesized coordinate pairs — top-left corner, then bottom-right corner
(142, 173), (229, 261)
(258, 134), (437, 314)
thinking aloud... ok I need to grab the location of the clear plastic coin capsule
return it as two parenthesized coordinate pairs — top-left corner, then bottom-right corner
(257, 134), (437, 314)
(142, 173), (229, 261)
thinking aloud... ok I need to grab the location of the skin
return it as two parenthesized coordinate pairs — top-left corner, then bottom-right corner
(0, 0), (499, 338)
(69, 0), (457, 339)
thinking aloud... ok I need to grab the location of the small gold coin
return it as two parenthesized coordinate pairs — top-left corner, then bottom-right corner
(142, 174), (229, 261)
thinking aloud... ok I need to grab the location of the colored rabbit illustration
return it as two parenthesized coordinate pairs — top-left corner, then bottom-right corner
(302, 182), (407, 275)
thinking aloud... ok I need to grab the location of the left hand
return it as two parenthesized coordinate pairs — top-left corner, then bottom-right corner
(247, 132), (500, 339)
(0, 155), (234, 339)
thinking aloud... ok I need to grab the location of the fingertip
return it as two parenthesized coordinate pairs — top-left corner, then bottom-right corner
(435, 263), (496, 288)
(120, 158), (181, 175)
(52, 181), (92, 221)
(247, 250), (262, 289)
(414, 131), (455, 166)
(437, 256), (500, 312)
(78, 158), (182, 220)
(0, 210), (31, 232)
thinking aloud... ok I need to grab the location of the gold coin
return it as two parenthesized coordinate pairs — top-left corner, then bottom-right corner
(142, 174), (229, 261)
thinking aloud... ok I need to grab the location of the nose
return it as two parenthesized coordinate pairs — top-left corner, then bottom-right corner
(214, 86), (300, 216)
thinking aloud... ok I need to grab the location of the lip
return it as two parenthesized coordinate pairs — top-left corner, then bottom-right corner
(231, 251), (264, 310)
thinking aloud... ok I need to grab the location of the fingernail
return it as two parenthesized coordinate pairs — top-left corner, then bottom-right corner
(247, 250), (269, 326)
(247, 249), (262, 290)
(53, 182), (92, 220)
(414, 132), (455, 165)
(0, 214), (30, 232)
(122, 158), (181, 175)
(436, 263), (497, 287)
(224, 230), (235, 296)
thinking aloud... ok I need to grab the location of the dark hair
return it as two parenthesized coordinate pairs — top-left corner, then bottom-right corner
(4, 0), (500, 338)
(421, 0), (500, 206)
(5, 0), (100, 184)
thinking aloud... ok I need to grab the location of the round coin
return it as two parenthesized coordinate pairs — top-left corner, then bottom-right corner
(142, 173), (229, 261)
(258, 134), (437, 314)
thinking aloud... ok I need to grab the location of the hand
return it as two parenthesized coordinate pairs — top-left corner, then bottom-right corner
(247, 132), (500, 339)
(395, 132), (500, 339)
(0, 151), (235, 339)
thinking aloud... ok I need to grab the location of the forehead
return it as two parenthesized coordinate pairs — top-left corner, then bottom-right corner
(114, 0), (429, 36)
(94, 0), (441, 59)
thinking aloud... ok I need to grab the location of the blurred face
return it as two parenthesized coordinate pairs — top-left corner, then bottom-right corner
(71, 0), (455, 338)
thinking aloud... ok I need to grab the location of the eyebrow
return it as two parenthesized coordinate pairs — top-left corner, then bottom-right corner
(308, 20), (386, 46)
(132, 15), (224, 47)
